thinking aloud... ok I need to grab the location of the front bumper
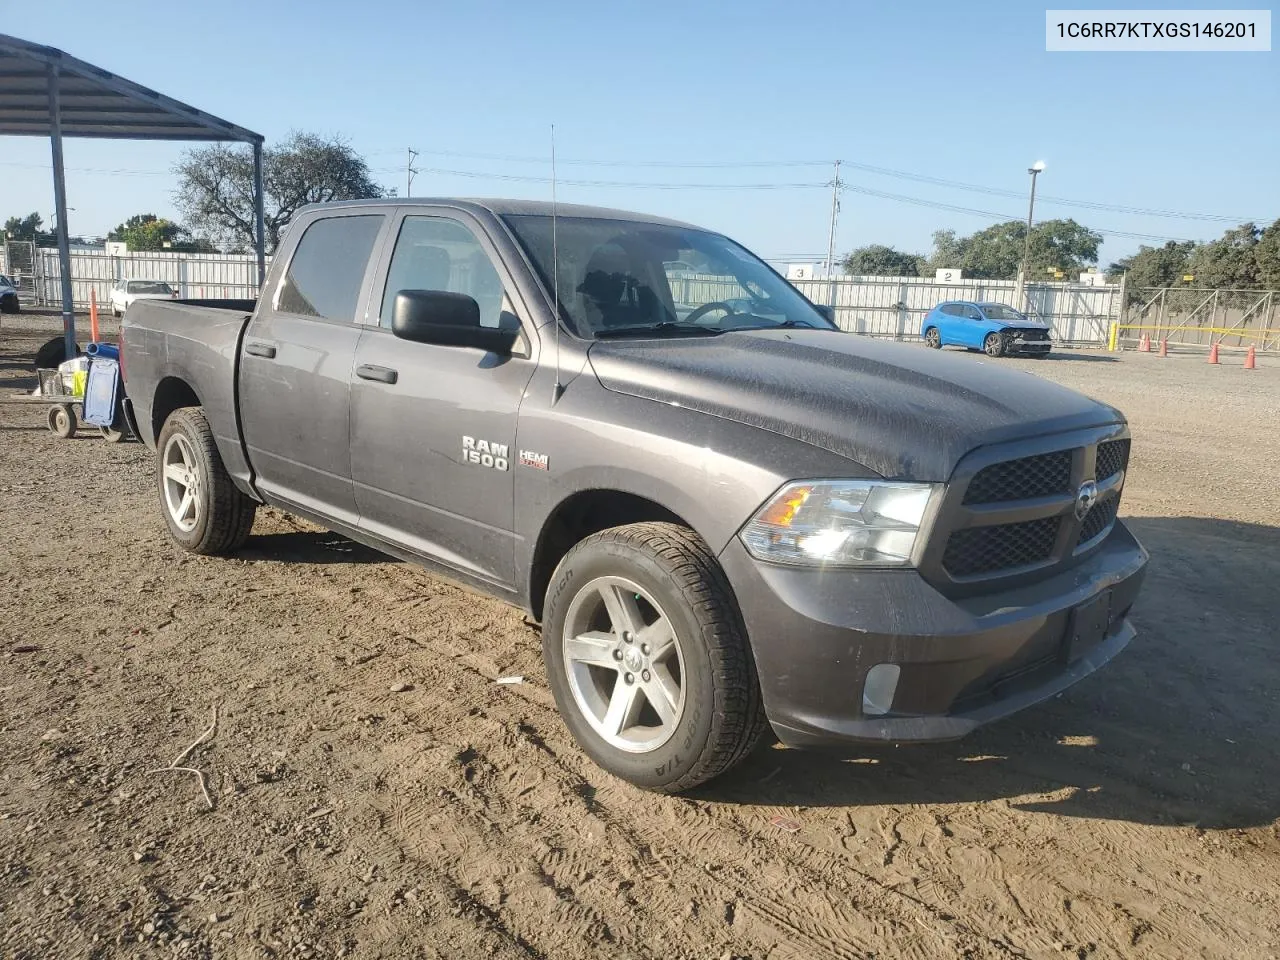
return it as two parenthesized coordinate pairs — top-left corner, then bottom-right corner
(1007, 338), (1052, 354)
(719, 521), (1147, 748)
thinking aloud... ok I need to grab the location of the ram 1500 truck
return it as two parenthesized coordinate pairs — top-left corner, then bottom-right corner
(121, 199), (1148, 792)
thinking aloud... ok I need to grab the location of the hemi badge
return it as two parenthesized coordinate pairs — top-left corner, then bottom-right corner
(519, 450), (549, 471)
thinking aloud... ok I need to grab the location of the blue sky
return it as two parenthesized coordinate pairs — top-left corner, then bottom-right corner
(1, 0), (1276, 267)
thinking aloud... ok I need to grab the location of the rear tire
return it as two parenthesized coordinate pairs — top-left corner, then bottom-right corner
(542, 522), (766, 793)
(100, 424), (126, 443)
(156, 407), (257, 555)
(983, 331), (1006, 357)
(924, 327), (941, 349)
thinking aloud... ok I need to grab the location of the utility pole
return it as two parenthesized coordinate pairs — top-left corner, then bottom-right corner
(825, 159), (842, 317)
(406, 148), (419, 198)
(825, 159), (842, 278)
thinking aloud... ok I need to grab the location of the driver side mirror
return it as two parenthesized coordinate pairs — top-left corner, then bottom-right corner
(392, 290), (517, 355)
(813, 304), (836, 323)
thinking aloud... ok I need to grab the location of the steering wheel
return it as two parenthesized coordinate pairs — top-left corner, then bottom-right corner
(683, 301), (737, 325)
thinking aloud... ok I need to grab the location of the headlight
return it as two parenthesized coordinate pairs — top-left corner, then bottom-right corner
(740, 479), (937, 567)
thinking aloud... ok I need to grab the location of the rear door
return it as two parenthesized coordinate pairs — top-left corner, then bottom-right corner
(349, 209), (537, 589)
(239, 211), (390, 528)
(959, 303), (987, 347)
(936, 303), (964, 345)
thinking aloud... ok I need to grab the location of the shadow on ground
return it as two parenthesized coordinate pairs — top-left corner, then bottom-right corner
(238, 530), (390, 566)
(704, 516), (1280, 830)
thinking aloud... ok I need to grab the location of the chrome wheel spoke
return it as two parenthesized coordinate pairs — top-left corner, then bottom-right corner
(641, 667), (679, 725)
(642, 616), (676, 662)
(565, 631), (620, 669)
(601, 675), (643, 737)
(600, 583), (643, 638)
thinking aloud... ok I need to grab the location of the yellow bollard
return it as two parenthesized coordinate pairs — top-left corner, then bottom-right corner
(1107, 322), (1118, 352)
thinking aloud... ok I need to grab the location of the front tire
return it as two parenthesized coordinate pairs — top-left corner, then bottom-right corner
(156, 407), (257, 555)
(983, 331), (1006, 357)
(48, 404), (76, 439)
(542, 522), (766, 793)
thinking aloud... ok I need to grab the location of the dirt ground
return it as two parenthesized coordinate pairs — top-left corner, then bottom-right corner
(2, 316), (1278, 960)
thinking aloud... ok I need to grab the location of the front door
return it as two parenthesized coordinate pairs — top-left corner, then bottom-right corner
(350, 212), (537, 589)
(239, 212), (387, 528)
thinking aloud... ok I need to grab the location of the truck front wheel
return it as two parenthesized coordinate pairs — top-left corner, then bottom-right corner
(156, 407), (256, 555)
(542, 522), (766, 793)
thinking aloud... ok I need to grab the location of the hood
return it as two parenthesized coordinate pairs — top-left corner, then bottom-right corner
(588, 329), (1121, 481)
(1001, 319), (1051, 330)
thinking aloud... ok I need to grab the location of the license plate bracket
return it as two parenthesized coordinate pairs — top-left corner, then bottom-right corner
(1063, 590), (1111, 663)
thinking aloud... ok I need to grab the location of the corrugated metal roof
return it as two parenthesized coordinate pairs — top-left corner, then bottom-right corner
(0, 33), (261, 143)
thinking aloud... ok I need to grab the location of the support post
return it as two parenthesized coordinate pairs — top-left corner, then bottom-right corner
(48, 62), (76, 362)
(253, 139), (266, 289)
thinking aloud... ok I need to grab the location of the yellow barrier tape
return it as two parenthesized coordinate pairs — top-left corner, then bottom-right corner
(1114, 325), (1273, 337)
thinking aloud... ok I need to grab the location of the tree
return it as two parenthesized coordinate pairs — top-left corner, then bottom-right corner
(1108, 240), (1196, 292)
(3, 212), (54, 245)
(841, 244), (924, 277)
(174, 132), (387, 252)
(107, 213), (214, 253)
(925, 219), (1102, 280)
(1187, 223), (1261, 290)
(1255, 219), (1280, 290)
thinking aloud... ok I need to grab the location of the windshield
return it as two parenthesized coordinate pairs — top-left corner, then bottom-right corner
(980, 304), (1027, 321)
(503, 215), (833, 338)
(128, 281), (173, 295)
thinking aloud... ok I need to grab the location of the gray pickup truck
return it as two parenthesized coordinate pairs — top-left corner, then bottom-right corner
(121, 199), (1147, 792)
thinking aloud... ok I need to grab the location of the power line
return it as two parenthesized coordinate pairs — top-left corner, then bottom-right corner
(364, 149), (1266, 223)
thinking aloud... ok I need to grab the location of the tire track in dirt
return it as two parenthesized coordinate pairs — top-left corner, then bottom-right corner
(276, 555), (1040, 959)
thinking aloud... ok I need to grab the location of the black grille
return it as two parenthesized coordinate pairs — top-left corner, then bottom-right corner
(1077, 495), (1119, 545)
(943, 517), (1060, 578)
(1012, 327), (1050, 341)
(1096, 439), (1130, 482)
(963, 450), (1072, 504)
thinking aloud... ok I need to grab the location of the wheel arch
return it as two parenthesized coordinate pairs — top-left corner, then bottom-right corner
(151, 377), (202, 444)
(527, 489), (694, 622)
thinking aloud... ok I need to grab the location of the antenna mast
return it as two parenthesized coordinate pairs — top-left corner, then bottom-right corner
(551, 124), (562, 403)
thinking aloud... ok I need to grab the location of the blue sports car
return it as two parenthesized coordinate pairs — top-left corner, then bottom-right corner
(921, 301), (1052, 357)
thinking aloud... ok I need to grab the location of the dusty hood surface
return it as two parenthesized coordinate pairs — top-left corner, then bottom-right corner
(588, 329), (1121, 481)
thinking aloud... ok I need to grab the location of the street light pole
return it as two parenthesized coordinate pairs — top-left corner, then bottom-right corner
(1018, 161), (1045, 306)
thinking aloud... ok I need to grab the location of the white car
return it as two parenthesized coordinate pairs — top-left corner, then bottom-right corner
(109, 278), (178, 317)
(0, 273), (20, 313)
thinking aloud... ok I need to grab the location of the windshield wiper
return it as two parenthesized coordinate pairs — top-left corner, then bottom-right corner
(594, 322), (726, 340)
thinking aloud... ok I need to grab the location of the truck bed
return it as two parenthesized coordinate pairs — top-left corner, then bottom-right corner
(121, 298), (257, 488)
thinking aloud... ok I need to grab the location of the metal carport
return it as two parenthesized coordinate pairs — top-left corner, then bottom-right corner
(0, 33), (265, 359)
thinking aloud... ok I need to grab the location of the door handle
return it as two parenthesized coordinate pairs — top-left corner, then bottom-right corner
(245, 341), (277, 359)
(356, 364), (398, 384)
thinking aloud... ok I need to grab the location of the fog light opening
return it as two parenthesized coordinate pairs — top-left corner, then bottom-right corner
(862, 663), (901, 717)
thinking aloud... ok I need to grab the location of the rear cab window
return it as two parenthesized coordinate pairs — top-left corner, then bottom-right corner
(277, 215), (385, 321)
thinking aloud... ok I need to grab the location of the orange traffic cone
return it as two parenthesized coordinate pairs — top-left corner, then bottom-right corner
(1139, 334), (1151, 352)
(1207, 342), (1219, 364)
(1159, 339), (1169, 358)
(90, 289), (100, 343)
(1244, 345), (1257, 370)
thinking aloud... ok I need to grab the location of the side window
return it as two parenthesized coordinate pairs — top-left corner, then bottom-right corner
(277, 215), (384, 321)
(940, 304), (962, 317)
(380, 217), (509, 329)
(964, 305), (983, 320)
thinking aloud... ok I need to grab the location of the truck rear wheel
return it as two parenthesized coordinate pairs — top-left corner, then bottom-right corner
(156, 407), (256, 555)
(542, 522), (766, 793)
